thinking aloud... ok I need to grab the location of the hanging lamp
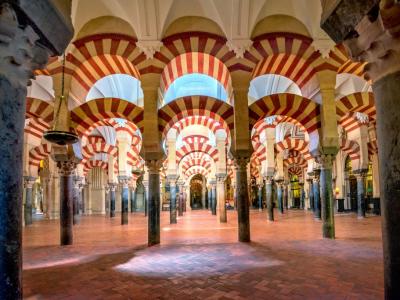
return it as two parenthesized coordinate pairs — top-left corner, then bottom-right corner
(44, 54), (79, 145)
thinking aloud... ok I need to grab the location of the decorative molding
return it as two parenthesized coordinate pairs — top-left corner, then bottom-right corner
(226, 39), (252, 59)
(311, 38), (335, 58)
(136, 40), (163, 60)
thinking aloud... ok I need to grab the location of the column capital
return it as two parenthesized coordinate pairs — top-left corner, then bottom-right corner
(263, 176), (274, 184)
(312, 168), (321, 182)
(342, 2), (400, 82)
(108, 182), (117, 192)
(23, 176), (36, 188)
(0, 3), (50, 89)
(233, 156), (249, 171)
(57, 161), (77, 176)
(353, 168), (369, 179)
(118, 176), (130, 188)
(315, 154), (335, 169)
(216, 174), (227, 183)
(166, 175), (178, 185)
(145, 159), (163, 174)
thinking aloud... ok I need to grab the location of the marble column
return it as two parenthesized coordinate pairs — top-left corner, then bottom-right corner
(143, 180), (149, 217)
(168, 176), (177, 224)
(131, 186), (136, 212)
(235, 157), (251, 242)
(283, 182), (288, 210)
(207, 186), (212, 211)
(313, 170), (321, 220)
(264, 177), (274, 221)
(57, 161), (77, 246)
(210, 181), (217, 215)
(177, 182), (184, 216)
(109, 183), (116, 218)
(257, 184), (263, 211)
(146, 160), (161, 246)
(319, 155), (335, 239)
(300, 182), (305, 210)
(307, 178), (314, 211)
(23, 177), (36, 226)
(216, 174), (227, 223)
(118, 176), (129, 225)
(72, 176), (82, 225)
(276, 181), (284, 214)
(321, 3), (400, 296)
(355, 170), (367, 219)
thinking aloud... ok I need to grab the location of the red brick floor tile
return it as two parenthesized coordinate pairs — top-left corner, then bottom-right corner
(23, 210), (384, 299)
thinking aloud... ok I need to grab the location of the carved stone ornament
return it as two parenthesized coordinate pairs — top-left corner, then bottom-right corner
(226, 39), (253, 59)
(216, 174), (227, 183)
(118, 176), (130, 188)
(136, 40), (163, 60)
(233, 156), (249, 171)
(0, 3), (49, 89)
(57, 160), (77, 176)
(23, 176), (36, 189)
(343, 1), (400, 82)
(145, 159), (163, 174)
(315, 154), (334, 169)
(264, 176), (274, 184)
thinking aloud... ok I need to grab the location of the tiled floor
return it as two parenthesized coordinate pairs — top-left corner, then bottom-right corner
(23, 210), (384, 299)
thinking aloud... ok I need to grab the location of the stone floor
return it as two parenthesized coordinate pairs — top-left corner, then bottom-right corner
(23, 210), (384, 300)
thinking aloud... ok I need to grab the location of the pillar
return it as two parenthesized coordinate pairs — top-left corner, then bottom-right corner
(207, 186), (212, 211)
(23, 176), (36, 226)
(168, 176), (177, 224)
(257, 184), (263, 211)
(177, 181), (184, 216)
(300, 182), (305, 210)
(119, 176), (129, 225)
(283, 182), (288, 210)
(146, 160), (162, 246)
(235, 157), (250, 242)
(276, 181), (284, 214)
(210, 181), (217, 215)
(216, 174), (227, 223)
(319, 155), (335, 239)
(307, 178), (314, 211)
(109, 183), (116, 218)
(355, 170), (367, 219)
(264, 177), (274, 221)
(72, 176), (82, 225)
(131, 186), (136, 212)
(57, 161), (77, 246)
(313, 170), (321, 220)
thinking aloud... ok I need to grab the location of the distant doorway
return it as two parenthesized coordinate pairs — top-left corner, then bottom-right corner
(190, 174), (205, 209)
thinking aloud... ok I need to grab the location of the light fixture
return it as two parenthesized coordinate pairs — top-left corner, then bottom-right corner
(44, 54), (79, 145)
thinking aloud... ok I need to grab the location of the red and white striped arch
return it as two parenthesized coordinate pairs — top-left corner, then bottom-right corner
(176, 143), (219, 164)
(160, 52), (231, 95)
(82, 143), (118, 164)
(24, 118), (51, 141)
(329, 44), (366, 78)
(288, 166), (303, 177)
(158, 95), (234, 140)
(184, 166), (210, 180)
(83, 160), (108, 175)
(153, 32), (247, 75)
(29, 143), (51, 169)
(181, 159), (213, 175)
(336, 92), (376, 133)
(70, 98), (144, 137)
(249, 94), (320, 135)
(26, 98), (54, 123)
(87, 136), (106, 144)
(340, 138), (360, 162)
(275, 138), (312, 160)
(45, 34), (145, 103)
(284, 154), (307, 168)
(182, 134), (209, 146)
(171, 115), (228, 141)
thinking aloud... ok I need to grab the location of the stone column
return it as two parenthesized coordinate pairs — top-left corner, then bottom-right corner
(109, 183), (116, 218)
(257, 184), (263, 211)
(210, 181), (217, 215)
(118, 176), (130, 225)
(131, 185), (137, 212)
(318, 155), (336, 239)
(313, 170), (321, 220)
(23, 176), (36, 226)
(354, 170), (367, 219)
(216, 174), (227, 223)
(146, 160), (162, 246)
(276, 180), (284, 214)
(264, 177), (274, 221)
(72, 176), (82, 225)
(177, 181), (184, 216)
(168, 176), (177, 224)
(234, 157), (251, 242)
(307, 177), (314, 211)
(283, 182), (288, 210)
(57, 161), (77, 246)
(0, 2), (72, 296)
(300, 182), (305, 210)
(142, 179), (149, 217)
